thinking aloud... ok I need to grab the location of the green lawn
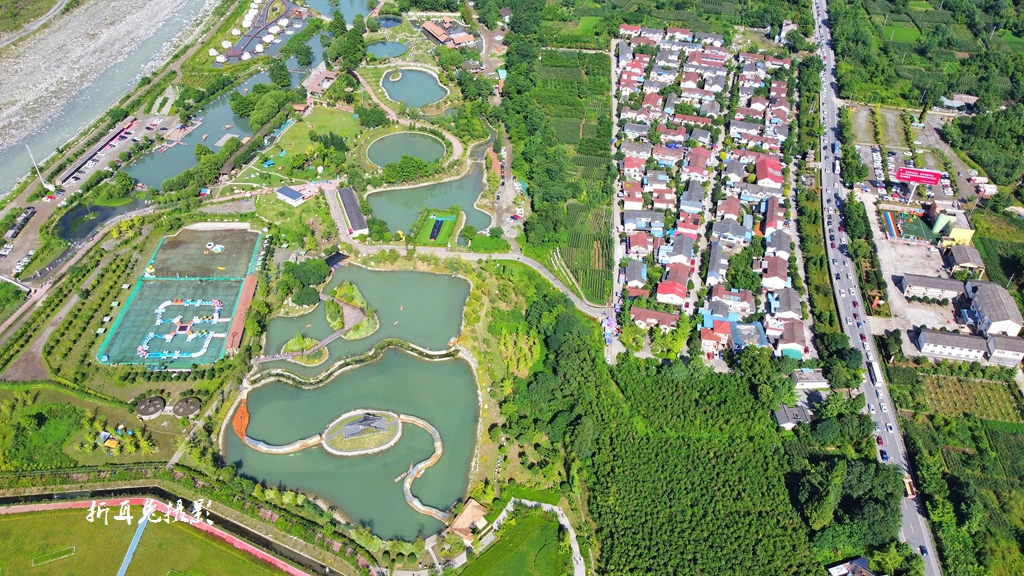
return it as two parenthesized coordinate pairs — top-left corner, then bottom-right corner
(275, 106), (361, 156)
(882, 23), (921, 43)
(0, 509), (136, 574)
(254, 193), (322, 247)
(908, 0), (932, 10)
(576, 16), (601, 34)
(467, 235), (512, 253)
(460, 514), (568, 576)
(994, 29), (1024, 53)
(125, 514), (285, 576)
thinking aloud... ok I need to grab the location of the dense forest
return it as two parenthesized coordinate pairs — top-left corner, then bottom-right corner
(489, 263), (823, 573)
(942, 104), (1024, 185)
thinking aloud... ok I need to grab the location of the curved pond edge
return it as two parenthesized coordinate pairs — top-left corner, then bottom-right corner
(365, 130), (447, 168)
(378, 66), (450, 106)
(321, 409), (403, 456)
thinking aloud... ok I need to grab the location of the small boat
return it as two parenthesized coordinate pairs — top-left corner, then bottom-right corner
(201, 134), (208, 141)
(223, 124), (232, 130)
(305, 323), (312, 328)
(447, 336), (458, 346)
(399, 305), (403, 311)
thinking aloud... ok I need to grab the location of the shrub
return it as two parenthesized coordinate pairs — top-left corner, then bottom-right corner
(292, 287), (320, 306)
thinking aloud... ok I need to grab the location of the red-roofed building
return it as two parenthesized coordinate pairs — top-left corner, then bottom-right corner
(679, 72), (700, 89)
(631, 36), (656, 47)
(626, 287), (651, 298)
(676, 213), (702, 239)
(674, 114), (712, 126)
(620, 23), (641, 37)
(656, 262), (690, 306)
(701, 319), (732, 353)
(755, 157), (784, 188)
(422, 21), (451, 44)
(717, 195), (741, 221)
(763, 194), (785, 236)
(651, 187), (675, 211)
(630, 307), (680, 332)
(621, 156), (645, 181)
(766, 55), (792, 69)
(451, 34), (476, 47)
(627, 231), (656, 259)
(683, 147), (712, 182)
(642, 92), (664, 110)
(711, 284), (755, 315)
(761, 255), (789, 290)
(657, 124), (687, 143)
(623, 184), (645, 210)
(666, 27), (692, 41)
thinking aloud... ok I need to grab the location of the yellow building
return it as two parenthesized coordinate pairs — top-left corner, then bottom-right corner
(932, 210), (974, 247)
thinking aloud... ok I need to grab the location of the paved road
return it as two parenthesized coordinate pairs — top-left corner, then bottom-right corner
(0, 0), (70, 50)
(814, 2), (941, 574)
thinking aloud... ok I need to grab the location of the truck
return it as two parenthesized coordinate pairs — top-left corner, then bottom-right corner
(903, 474), (917, 499)
(868, 361), (884, 386)
(834, 159), (841, 175)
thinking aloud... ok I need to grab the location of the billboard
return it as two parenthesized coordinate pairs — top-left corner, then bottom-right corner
(895, 167), (942, 186)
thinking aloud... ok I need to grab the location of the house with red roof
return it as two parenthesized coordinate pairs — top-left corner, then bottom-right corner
(642, 92), (664, 110)
(755, 157), (784, 189)
(666, 27), (692, 41)
(630, 307), (680, 332)
(619, 23), (641, 37)
(674, 114), (713, 126)
(653, 144), (685, 167)
(679, 72), (699, 89)
(760, 255), (789, 291)
(683, 147), (713, 182)
(621, 156), (646, 181)
(651, 187), (676, 211)
(749, 96), (770, 111)
(716, 195), (741, 221)
(701, 319), (732, 353)
(711, 284), (755, 315)
(675, 213), (702, 239)
(763, 195), (785, 236)
(657, 124), (687, 143)
(656, 262), (690, 306)
(627, 231), (657, 259)
(623, 184), (645, 210)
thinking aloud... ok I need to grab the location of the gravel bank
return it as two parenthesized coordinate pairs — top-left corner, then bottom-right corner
(0, 0), (214, 150)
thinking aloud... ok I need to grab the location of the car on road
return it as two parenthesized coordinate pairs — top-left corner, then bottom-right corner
(869, 404), (876, 414)
(860, 333), (867, 342)
(835, 273), (841, 280)
(831, 242), (836, 249)
(853, 300), (859, 308)
(920, 546), (928, 556)
(874, 421), (881, 432)
(846, 316), (852, 325)
(840, 289), (846, 297)
(881, 402), (888, 413)
(877, 436), (884, 446)
(833, 258), (838, 265)
(887, 423), (894, 433)
(881, 450), (890, 462)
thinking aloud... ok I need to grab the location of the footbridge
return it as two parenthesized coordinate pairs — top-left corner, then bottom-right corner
(396, 414), (451, 523)
(252, 296), (366, 365)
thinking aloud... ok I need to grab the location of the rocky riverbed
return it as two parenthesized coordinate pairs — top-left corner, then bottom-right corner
(0, 0), (216, 151)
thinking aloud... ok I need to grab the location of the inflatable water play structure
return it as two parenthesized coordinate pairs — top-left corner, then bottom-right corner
(137, 299), (230, 359)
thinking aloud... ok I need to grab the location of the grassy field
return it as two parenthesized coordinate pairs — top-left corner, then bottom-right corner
(275, 106), (360, 157)
(125, 516), (285, 576)
(881, 23), (921, 43)
(0, 0), (60, 34)
(459, 514), (568, 576)
(908, 0), (932, 10)
(0, 509), (136, 574)
(254, 193), (328, 248)
(467, 234), (511, 253)
(923, 375), (1023, 422)
(993, 29), (1024, 53)
(576, 16), (601, 34)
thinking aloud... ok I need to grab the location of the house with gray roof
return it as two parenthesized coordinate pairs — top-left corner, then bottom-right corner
(967, 280), (1024, 337)
(678, 180), (705, 214)
(620, 141), (653, 159)
(896, 274), (964, 300)
(916, 329), (988, 361)
(946, 244), (985, 277)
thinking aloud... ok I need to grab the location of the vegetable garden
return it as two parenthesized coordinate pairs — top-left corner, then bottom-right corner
(562, 202), (612, 304)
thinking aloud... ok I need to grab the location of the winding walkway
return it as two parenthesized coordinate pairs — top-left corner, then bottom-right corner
(251, 297), (365, 364)
(396, 414), (451, 523)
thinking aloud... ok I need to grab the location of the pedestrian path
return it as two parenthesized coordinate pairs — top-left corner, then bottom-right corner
(116, 515), (150, 576)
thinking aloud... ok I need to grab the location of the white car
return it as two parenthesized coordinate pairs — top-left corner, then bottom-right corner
(846, 316), (852, 325)
(869, 404), (876, 414)
(886, 423), (894, 433)
(840, 289), (846, 297)
(880, 402), (888, 413)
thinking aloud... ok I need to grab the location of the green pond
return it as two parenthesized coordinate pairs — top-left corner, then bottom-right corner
(366, 163), (492, 235)
(230, 265), (478, 540)
(261, 265), (470, 377)
(367, 132), (446, 168)
(227, 349), (478, 540)
(381, 69), (447, 109)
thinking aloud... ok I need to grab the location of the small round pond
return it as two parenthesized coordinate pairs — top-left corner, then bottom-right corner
(367, 132), (446, 167)
(367, 41), (407, 59)
(381, 69), (447, 109)
(377, 16), (402, 28)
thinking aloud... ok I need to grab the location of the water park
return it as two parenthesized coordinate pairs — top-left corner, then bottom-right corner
(97, 224), (262, 367)
(136, 298), (229, 360)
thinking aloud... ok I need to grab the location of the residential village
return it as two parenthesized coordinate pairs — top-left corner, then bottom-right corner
(611, 24), (810, 367)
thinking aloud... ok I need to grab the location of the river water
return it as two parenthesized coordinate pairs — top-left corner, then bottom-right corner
(230, 264), (477, 540)
(0, 0), (211, 196)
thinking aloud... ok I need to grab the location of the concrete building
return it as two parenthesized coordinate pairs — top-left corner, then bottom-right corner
(792, 368), (830, 390)
(946, 244), (985, 278)
(916, 329), (988, 361)
(896, 274), (964, 300)
(774, 403), (815, 431)
(966, 280), (1024, 337)
(656, 263), (689, 306)
(276, 185), (314, 207)
(987, 335), (1024, 366)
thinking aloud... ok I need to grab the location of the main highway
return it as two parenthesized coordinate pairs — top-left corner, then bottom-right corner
(813, 2), (942, 574)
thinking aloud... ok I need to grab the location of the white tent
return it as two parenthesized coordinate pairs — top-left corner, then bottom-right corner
(268, 25), (281, 34)
(221, 40), (232, 48)
(208, 48), (219, 56)
(231, 28), (241, 36)
(216, 55), (227, 63)
(278, 18), (289, 26)
(262, 34), (275, 42)
(241, 51), (251, 60)
(255, 44), (265, 53)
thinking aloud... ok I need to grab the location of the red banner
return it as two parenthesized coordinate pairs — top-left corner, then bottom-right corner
(895, 167), (942, 186)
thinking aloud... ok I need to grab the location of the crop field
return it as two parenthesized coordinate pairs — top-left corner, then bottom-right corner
(562, 202), (612, 304)
(552, 118), (583, 145)
(991, 29), (1024, 53)
(923, 376), (1023, 423)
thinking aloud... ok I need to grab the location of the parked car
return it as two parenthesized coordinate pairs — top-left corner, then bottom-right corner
(876, 436), (884, 446)
(880, 450), (890, 462)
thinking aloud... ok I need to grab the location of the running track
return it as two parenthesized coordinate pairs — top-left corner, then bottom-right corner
(0, 498), (310, 576)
